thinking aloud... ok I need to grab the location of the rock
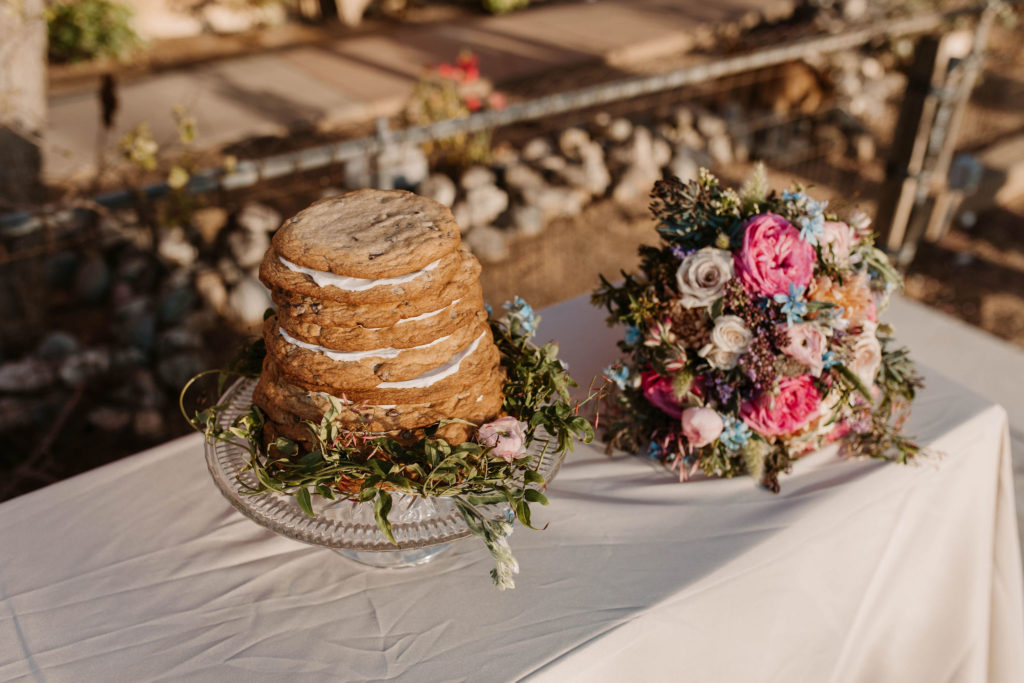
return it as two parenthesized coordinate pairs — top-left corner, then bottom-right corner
(696, 112), (727, 138)
(0, 357), (56, 392)
(558, 127), (590, 159)
(611, 127), (661, 203)
(37, 331), (79, 360)
(706, 134), (733, 165)
(218, 257), (244, 286)
(157, 327), (203, 356)
(852, 132), (876, 163)
(46, 250), (79, 289)
(460, 166), (496, 191)
(508, 204), (545, 238)
(521, 138), (552, 162)
(377, 143), (429, 190)
(227, 276), (273, 328)
(156, 351), (205, 389)
(157, 287), (195, 326)
(677, 125), (705, 151)
(861, 57), (884, 80)
(490, 143), (519, 168)
(592, 111), (612, 129)
(668, 145), (701, 182)
(537, 154), (567, 173)
(579, 142), (611, 196)
(318, 187), (343, 200)
(674, 107), (695, 131)
(652, 137), (672, 168)
(464, 226), (510, 263)
(88, 406), (132, 432)
(504, 163), (546, 193)
(133, 408), (165, 439)
(451, 202), (472, 233)
(115, 252), (150, 283)
(157, 226), (198, 269)
(194, 268), (228, 315)
(192, 206), (229, 247)
(59, 349), (111, 386)
(237, 202), (281, 235)
(607, 118), (633, 143)
(458, 185), (509, 230)
(417, 173), (457, 208)
(523, 185), (587, 221)
(841, 0), (867, 22)
(226, 225), (270, 270)
(110, 347), (147, 369)
(128, 312), (157, 352)
(73, 254), (112, 303)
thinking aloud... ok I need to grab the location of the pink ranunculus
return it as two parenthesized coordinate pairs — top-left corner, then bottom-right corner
(734, 213), (816, 297)
(821, 221), (856, 265)
(740, 375), (823, 437)
(681, 407), (724, 447)
(779, 322), (827, 377)
(641, 371), (683, 419)
(478, 416), (528, 462)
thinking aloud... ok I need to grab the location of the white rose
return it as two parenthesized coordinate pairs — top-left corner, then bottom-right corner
(698, 315), (752, 370)
(849, 325), (882, 389)
(675, 247), (734, 308)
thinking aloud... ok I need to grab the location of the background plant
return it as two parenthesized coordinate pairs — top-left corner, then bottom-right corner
(46, 0), (141, 63)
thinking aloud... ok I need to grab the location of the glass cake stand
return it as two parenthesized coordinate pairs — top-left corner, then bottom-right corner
(204, 377), (562, 568)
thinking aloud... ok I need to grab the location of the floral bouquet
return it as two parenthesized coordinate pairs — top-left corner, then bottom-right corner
(184, 298), (593, 589)
(593, 168), (922, 491)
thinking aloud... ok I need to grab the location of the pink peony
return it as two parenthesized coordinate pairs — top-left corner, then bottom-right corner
(478, 416), (528, 462)
(734, 213), (816, 297)
(779, 323), (827, 377)
(641, 371), (683, 419)
(740, 375), (823, 437)
(681, 407), (723, 447)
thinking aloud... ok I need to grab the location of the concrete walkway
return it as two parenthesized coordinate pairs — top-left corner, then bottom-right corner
(44, 0), (795, 183)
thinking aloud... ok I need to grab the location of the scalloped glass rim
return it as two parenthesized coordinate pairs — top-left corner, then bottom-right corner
(204, 377), (563, 553)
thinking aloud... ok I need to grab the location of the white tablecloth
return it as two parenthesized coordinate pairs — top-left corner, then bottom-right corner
(1, 297), (1022, 682)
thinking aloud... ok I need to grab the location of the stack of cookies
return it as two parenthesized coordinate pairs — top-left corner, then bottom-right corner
(254, 189), (506, 448)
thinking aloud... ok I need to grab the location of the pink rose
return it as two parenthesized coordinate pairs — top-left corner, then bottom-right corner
(478, 416), (527, 462)
(734, 213), (816, 297)
(821, 221), (856, 265)
(641, 371), (682, 419)
(681, 407), (723, 447)
(779, 323), (827, 377)
(741, 375), (823, 437)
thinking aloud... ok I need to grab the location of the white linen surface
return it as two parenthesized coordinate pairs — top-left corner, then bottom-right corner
(1, 298), (1022, 682)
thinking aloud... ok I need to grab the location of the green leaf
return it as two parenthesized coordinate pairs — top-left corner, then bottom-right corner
(836, 363), (874, 403)
(295, 487), (314, 517)
(523, 469), (545, 486)
(524, 489), (549, 505)
(373, 490), (396, 545)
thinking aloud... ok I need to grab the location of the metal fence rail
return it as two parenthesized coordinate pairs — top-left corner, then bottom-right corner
(0, 6), (981, 239)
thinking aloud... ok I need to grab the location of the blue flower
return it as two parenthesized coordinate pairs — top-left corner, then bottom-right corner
(624, 324), (642, 346)
(603, 364), (630, 391)
(484, 302), (493, 317)
(720, 415), (751, 451)
(822, 350), (839, 369)
(796, 211), (825, 246)
(504, 508), (516, 524)
(647, 441), (663, 459)
(773, 282), (808, 326)
(503, 296), (536, 334)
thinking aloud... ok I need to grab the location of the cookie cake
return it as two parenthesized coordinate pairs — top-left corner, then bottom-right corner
(254, 189), (507, 448)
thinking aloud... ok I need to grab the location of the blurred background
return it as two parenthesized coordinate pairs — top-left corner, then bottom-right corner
(0, 0), (1021, 501)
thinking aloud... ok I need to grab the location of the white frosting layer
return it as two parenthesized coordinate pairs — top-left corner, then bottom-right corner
(379, 297), (462, 329)
(280, 256), (441, 292)
(378, 333), (483, 389)
(279, 327), (453, 362)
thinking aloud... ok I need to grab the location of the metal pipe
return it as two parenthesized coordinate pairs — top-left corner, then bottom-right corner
(0, 7), (973, 236)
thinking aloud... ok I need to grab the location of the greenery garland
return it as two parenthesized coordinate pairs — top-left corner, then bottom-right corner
(183, 300), (594, 589)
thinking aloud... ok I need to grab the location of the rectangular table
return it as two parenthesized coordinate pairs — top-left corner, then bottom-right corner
(2, 296), (1022, 681)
